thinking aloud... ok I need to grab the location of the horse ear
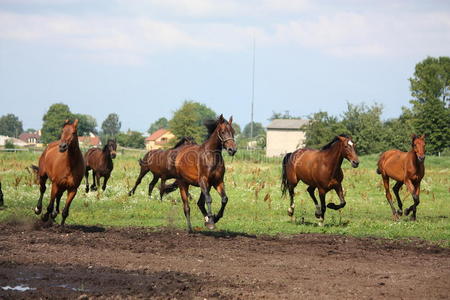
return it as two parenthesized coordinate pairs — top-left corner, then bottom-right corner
(73, 119), (79, 128)
(337, 135), (345, 141)
(229, 116), (233, 124)
(411, 134), (417, 140)
(420, 134), (426, 140)
(218, 114), (225, 123)
(64, 119), (70, 125)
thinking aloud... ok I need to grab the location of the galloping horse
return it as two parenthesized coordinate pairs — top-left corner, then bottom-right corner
(173, 115), (237, 232)
(84, 139), (117, 192)
(377, 134), (425, 220)
(281, 134), (359, 225)
(128, 136), (196, 199)
(33, 120), (85, 225)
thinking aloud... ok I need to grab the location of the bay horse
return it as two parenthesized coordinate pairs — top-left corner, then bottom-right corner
(281, 134), (359, 226)
(0, 182), (3, 207)
(33, 119), (85, 225)
(173, 114), (237, 232)
(128, 136), (196, 199)
(84, 139), (117, 192)
(377, 134), (425, 221)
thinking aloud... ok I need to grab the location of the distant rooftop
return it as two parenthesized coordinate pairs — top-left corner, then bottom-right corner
(267, 119), (309, 130)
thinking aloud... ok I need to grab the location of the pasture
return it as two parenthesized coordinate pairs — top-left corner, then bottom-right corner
(0, 150), (449, 244)
(1, 150), (449, 298)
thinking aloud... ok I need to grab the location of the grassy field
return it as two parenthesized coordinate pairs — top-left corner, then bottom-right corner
(0, 150), (449, 246)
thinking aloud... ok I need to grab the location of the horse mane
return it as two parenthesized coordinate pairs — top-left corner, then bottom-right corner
(321, 134), (350, 150)
(172, 136), (196, 149)
(204, 119), (219, 139)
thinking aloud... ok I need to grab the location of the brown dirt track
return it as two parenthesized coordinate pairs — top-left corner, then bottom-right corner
(0, 221), (449, 299)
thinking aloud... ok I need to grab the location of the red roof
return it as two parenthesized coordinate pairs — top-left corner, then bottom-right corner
(19, 132), (41, 142)
(145, 129), (169, 141)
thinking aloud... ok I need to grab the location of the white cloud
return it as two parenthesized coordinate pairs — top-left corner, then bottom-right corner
(0, 1), (449, 65)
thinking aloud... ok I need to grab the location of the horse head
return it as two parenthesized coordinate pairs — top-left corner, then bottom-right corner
(412, 134), (426, 162)
(105, 139), (117, 159)
(216, 114), (237, 156)
(59, 119), (78, 153)
(337, 134), (359, 168)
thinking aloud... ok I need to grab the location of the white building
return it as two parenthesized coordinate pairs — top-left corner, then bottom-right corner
(266, 119), (309, 157)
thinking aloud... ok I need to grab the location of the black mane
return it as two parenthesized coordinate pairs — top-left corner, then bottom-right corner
(204, 119), (219, 139)
(172, 136), (196, 149)
(321, 134), (350, 150)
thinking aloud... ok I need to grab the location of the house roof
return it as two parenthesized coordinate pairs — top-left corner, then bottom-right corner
(145, 129), (169, 141)
(267, 119), (309, 130)
(18, 132), (41, 142)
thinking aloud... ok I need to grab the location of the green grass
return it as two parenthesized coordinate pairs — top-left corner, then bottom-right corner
(1, 151), (449, 246)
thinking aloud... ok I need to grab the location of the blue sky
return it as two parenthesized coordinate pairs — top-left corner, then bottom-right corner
(1, 0), (449, 133)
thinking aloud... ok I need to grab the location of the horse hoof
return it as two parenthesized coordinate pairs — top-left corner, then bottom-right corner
(404, 208), (411, 216)
(41, 214), (50, 222)
(318, 220), (324, 227)
(392, 214), (400, 221)
(397, 209), (403, 216)
(34, 207), (42, 215)
(287, 208), (294, 217)
(315, 212), (321, 219)
(327, 203), (338, 210)
(85, 188), (89, 193)
(51, 212), (58, 219)
(205, 222), (215, 230)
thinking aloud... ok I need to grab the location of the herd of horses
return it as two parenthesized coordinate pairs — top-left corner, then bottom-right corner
(29, 115), (426, 231)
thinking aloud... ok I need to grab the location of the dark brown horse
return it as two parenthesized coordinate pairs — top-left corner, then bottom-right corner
(377, 134), (425, 221)
(33, 120), (85, 225)
(0, 182), (3, 207)
(128, 136), (196, 199)
(173, 115), (237, 232)
(84, 139), (117, 192)
(281, 134), (359, 225)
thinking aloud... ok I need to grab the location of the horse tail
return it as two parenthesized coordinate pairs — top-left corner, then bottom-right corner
(281, 152), (292, 197)
(138, 159), (146, 167)
(376, 167), (381, 174)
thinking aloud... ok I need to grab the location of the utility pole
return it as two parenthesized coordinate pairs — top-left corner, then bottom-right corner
(250, 36), (255, 139)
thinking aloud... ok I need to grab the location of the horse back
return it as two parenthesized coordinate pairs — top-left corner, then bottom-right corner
(378, 149), (408, 182)
(84, 148), (102, 168)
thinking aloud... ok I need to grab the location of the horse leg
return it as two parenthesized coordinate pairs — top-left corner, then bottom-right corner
(318, 189), (327, 226)
(197, 193), (208, 218)
(51, 189), (64, 219)
(159, 178), (166, 201)
(393, 181), (404, 216)
(213, 181), (228, 224)
(307, 186), (321, 219)
(128, 168), (150, 196)
(85, 167), (90, 193)
(94, 173), (101, 192)
(328, 183), (346, 210)
(404, 180), (420, 221)
(34, 174), (47, 215)
(102, 174), (110, 191)
(42, 183), (59, 222)
(61, 188), (78, 226)
(90, 171), (97, 191)
(148, 174), (159, 199)
(199, 178), (214, 229)
(178, 182), (192, 233)
(382, 176), (399, 220)
(287, 184), (296, 220)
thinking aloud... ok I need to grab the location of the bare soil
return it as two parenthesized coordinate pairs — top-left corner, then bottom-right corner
(1, 219), (449, 299)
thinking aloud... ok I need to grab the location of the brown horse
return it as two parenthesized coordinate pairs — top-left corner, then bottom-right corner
(84, 139), (117, 193)
(173, 115), (237, 232)
(377, 134), (425, 221)
(281, 134), (359, 225)
(33, 119), (85, 225)
(128, 136), (196, 199)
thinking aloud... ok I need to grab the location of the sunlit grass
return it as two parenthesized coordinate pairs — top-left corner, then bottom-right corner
(0, 151), (449, 246)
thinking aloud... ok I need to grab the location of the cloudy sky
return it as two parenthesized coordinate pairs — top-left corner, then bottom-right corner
(0, 0), (449, 132)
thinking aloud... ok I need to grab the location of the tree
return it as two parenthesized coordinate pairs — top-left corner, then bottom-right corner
(409, 56), (450, 154)
(231, 123), (241, 136)
(169, 101), (216, 142)
(116, 130), (145, 149)
(303, 111), (347, 149)
(148, 117), (168, 134)
(25, 128), (36, 133)
(383, 107), (416, 151)
(341, 103), (387, 155)
(269, 110), (297, 120)
(0, 114), (23, 137)
(74, 113), (98, 136)
(242, 122), (265, 138)
(41, 103), (73, 143)
(101, 113), (121, 137)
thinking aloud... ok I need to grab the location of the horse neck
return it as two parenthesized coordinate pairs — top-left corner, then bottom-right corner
(203, 130), (222, 152)
(407, 149), (424, 171)
(103, 147), (113, 163)
(67, 138), (82, 162)
(321, 141), (344, 176)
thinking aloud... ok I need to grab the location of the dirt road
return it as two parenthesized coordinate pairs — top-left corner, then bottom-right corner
(1, 219), (449, 299)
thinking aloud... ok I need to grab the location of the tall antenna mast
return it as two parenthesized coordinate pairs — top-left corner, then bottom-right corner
(250, 35), (255, 139)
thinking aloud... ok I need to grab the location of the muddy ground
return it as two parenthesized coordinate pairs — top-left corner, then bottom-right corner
(0, 219), (449, 299)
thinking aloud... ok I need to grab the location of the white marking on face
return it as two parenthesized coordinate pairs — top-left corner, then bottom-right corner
(348, 140), (353, 146)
